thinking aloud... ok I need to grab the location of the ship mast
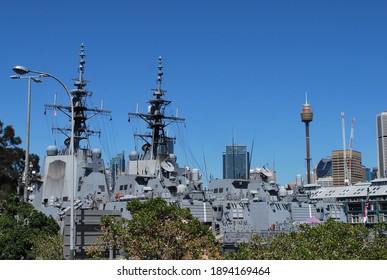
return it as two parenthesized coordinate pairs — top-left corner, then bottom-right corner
(129, 57), (185, 160)
(45, 44), (111, 152)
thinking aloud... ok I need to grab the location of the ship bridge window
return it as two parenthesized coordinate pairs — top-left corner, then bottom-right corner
(99, 185), (105, 192)
(219, 188), (224, 193)
(214, 188), (218, 193)
(124, 185), (128, 190)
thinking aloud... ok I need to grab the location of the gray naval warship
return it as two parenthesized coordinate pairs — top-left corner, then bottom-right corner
(27, 46), (347, 258)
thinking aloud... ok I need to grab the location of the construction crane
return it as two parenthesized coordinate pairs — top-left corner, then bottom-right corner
(341, 112), (349, 185)
(341, 112), (355, 186)
(348, 117), (355, 185)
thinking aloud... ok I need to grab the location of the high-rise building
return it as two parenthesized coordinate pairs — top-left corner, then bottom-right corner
(316, 156), (332, 179)
(332, 150), (364, 186)
(223, 145), (249, 179)
(365, 167), (378, 182)
(110, 151), (125, 179)
(377, 112), (387, 178)
(315, 156), (333, 187)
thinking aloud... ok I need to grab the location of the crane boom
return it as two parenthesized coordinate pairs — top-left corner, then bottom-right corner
(341, 112), (349, 185)
(348, 118), (355, 185)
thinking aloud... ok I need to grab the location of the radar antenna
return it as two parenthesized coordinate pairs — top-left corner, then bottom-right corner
(45, 44), (111, 151)
(128, 57), (185, 160)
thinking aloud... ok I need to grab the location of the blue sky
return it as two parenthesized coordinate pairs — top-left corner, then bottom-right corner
(1, 0), (387, 185)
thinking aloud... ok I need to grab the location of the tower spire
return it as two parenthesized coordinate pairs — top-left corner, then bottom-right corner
(301, 93), (313, 184)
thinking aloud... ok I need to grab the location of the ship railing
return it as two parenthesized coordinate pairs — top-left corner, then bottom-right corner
(222, 229), (293, 246)
(223, 232), (254, 244)
(258, 229), (291, 238)
(222, 230), (288, 242)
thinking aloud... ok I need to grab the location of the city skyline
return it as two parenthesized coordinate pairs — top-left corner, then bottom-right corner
(1, 1), (387, 184)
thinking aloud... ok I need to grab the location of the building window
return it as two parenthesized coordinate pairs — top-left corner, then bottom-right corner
(380, 213), (387, 222)
(348, 203), (362, 212)
(379, 202), (387, 211)
(350, 214), (360, 224)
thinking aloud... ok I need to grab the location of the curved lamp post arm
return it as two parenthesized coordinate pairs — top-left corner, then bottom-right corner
(13, 66), (72, 96)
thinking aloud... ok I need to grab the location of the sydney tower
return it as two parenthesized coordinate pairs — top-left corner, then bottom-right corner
(301, 96), (313, 184)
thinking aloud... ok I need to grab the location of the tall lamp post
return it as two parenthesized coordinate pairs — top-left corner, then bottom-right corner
(10, 75), (42, 202)
(12, 65), (76, 260)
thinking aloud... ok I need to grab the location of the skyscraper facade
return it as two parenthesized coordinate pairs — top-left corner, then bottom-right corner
(110, 151), (125, 178)
(223, 145), (249, 179)
(377, 112), (387, 178)
(332, 150), (364, 186)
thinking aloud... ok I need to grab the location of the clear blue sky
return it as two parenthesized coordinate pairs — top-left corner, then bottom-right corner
(1, 0), (387, 185)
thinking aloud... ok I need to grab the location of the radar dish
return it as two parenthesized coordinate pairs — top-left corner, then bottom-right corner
(161, 160), (175, 172)
(142, 143), (151, 152)
(261, 167), (272, 178)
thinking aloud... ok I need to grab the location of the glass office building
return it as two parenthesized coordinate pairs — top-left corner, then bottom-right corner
(223, 145), (249, 179)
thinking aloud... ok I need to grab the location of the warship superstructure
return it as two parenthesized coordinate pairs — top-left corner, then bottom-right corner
(29, 45), (112, 230)
(100, 57), (212, 223)
(208, 170), (347, 251)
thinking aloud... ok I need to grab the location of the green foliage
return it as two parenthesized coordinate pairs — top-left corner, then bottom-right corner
(0, 194), (62, 259)
(0, 121), (40, 198)
(0, 121), (24, 196)
(228, 219), (387, 260)
(88, 198), (222, 259)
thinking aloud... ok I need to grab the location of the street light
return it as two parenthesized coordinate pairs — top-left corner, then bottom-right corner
(10, 75), (42, 202)
(12, 65), (76, 260)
